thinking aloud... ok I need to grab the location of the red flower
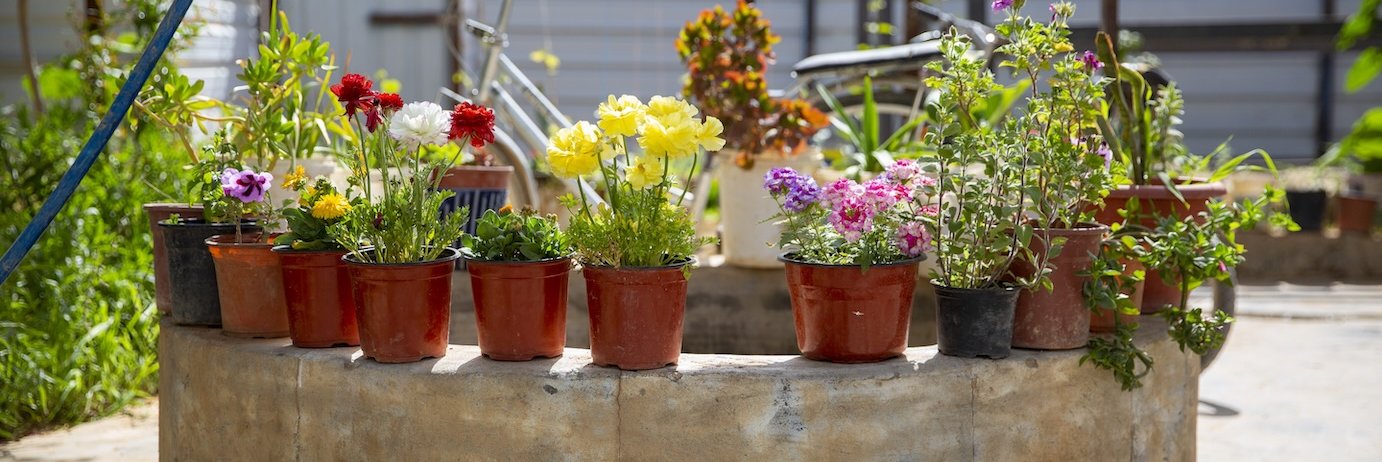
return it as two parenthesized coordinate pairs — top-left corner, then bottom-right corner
(330, 73), (376, 117)
(377, 93), (403, 112)
(449, 102), (496, 148)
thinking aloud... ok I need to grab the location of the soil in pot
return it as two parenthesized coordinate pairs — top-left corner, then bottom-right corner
(1284, 189), (1327, 232)
(274, 247), (359, 348)
(345, 248), (461, 363)
(780, 254), (920, 363)
(1337, 194), (1378, 233)
(467, 257), (572, 361)
(1009, 224), (1108, 350)
(144, 203), (203, 315)
(206, 234), (290, 338)
(159, 220), (259, 326)
(1090, 258), (1146, 333)
(583, 259), (693, 370)
(934, 283), (1019, 359)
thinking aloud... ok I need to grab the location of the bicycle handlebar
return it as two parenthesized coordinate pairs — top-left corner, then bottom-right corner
(910, 2), (1002, 51)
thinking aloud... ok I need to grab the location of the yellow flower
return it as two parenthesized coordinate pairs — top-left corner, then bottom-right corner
(282, 165), (307, 190)
(696, 116), (726, 151)
(299, 185), (317, 207)
(645, 96), (698, 121)
(547, 121), (603, 178)
(310, 193), (351, 220)
(638, 113), (698, 159)
(625, 155), (665, 189)
(596, 95), (645, 137)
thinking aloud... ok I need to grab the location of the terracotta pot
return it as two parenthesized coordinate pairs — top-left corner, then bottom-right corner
(274, 246), (360, 348)
(143, 203), (203, 315)
(1094, 179), (1226, 312)
(435, 165), (513, 236)
(780, 254), (920, 363)
(583, 259), (693, 370)
(206, 234), (290, 338)
(1010, 224), (1108, 350)
(345, 248), (461, 363)
(1090, 259), (1146, 333)
(159, 220), (258, 326)
(466, 257), (573, 361)
(934, 283), (1018, 359)
(1337, 194), (1378, 233)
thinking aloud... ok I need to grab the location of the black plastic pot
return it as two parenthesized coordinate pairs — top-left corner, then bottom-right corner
(934, 282), (1019, 359)
(1285, 189), (1327, 232)
(158, 219), (258, 326)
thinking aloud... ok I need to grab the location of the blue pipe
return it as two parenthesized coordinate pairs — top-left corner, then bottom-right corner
(0, 0), (195, 285)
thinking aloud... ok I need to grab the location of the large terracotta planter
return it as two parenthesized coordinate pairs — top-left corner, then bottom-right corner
(1090, 259), (1146, 333)
(436, 165), (513, 236)
(717, 151), (820, 268)
(345, 248), (461, 363)
(1094, 180), (1226, 312)
(159, 220), (258, 326)
(583, 259), (693, 370)
(1337, 194), (1377, 233)
(466, 257), (573, 361)
(1010, 224), (1108, 350)
(780, 254), (920, 363)
(143, 203), (203, 315)
(206, 234), (290, 338)
(934, 283), (1018, 359)
(274, 246), (360, 348)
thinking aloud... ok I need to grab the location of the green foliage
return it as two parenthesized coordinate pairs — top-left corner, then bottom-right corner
(274, 176), (355, 250)
(1323, 107), (1382, 174)
(816, 76), (928, 181)
(461, 208), (571, 262)
(564, 189), (714, 268)
(331, 184), (467, 264)
(1079, 235), (1149, 390)
(1081, 324), (1153, 391)
(1160, 307), (1234, 355)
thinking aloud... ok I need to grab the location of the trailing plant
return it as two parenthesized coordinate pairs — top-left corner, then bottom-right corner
(676, 1), (828, 168)
(1081, 323), (1153, 391)
(1079, 235), (1150, 390)
(461, 206), (572, 262)
(327, 73), (497, 263)
(274, 170), (356, 250)
(763, 161), (932, 267)
(556, 95), (722, 267)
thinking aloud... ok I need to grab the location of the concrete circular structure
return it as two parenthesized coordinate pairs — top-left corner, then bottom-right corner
(160, 303), (1197, 460)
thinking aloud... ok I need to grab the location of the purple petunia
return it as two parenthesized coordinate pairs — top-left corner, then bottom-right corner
(1080, 51), (1104, 71)
(992, 0), (1014, 11)
(763, 167), (822, 212)
(1096, 142), (1113, 169)
(220, 168), (273, 203)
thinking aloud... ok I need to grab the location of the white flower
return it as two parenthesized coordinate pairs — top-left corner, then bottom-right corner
(388, 102), (450, 148)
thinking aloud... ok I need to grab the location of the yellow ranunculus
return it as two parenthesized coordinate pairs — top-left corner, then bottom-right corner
(310, 193), (351, 220)
(547, 121), (603, 178)
(637, 113), (699, 159)
(696, 116), (726, 151)
(625, 155), (665, 190)
(597, 95), (645, 137)
(283, 165), (308, 190)
(645, 96), (698, 121)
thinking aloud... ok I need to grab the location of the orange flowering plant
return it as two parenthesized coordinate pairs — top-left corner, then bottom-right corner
(677, 0), (828, 168)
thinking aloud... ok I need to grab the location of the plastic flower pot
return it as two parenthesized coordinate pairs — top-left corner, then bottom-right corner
(466, 257), (573, 361)
(206, 234), (290, 338)
(1010, 224), (1108, 350)
(583, 259), (694, 370)
(1094, 179), (1226, 312)
(435, 165), (513, 237)
(1337, 194), (1378, 233)
(345, 247), (461, 363)
(779, 254), (920, 363)
(1284, 189), (1327, 232)
(144, 203), (203, 315)
(273, 246), (360, 348)
(1090, 259), (1146, 334)
(159, 220), (258, 326)
(934, 283), (1019, 359)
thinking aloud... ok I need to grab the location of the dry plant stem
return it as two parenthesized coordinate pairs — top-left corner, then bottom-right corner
(17, 0), (42, 115)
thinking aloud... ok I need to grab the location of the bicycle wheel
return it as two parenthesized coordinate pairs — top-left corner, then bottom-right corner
(483, 127), (540, 210)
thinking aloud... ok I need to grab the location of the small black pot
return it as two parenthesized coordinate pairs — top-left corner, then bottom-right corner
(158, 219), (259, 326)
(1285, 189), (1327, 231)
(934, 282), (1019, 359)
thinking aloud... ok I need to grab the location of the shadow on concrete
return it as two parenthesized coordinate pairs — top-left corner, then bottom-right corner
(1198, 399), (1240, 417)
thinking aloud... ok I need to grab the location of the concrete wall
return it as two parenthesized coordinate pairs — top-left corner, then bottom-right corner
(159, 316), (1198, 461)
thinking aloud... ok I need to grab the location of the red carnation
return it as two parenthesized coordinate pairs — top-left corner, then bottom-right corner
(377, 92), (403, 112)
(330, 73), (376, 117)
(449, 102), (496, 148)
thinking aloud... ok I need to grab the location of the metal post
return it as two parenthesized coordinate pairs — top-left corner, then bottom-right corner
(1101, 0), (1119, 45)
(1315, 0), (1337, 158)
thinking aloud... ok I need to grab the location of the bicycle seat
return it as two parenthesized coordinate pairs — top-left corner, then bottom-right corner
(792, 41), (941, 76)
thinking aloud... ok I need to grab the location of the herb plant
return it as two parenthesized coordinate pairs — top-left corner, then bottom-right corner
(461, 206), (572, 262)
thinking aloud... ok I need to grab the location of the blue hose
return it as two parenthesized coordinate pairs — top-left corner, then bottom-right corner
(0, 0), (195, 285)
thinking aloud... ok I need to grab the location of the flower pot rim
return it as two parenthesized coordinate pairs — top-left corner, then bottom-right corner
(270, 244), (348, 254)
(157, 218), (256, 228)
(443, 164), (516, 173)
(142, 202), (203, 213)
(1339, 193), (1379, 202)
(929, 280), (1021, 294)
(1028, 222), (1110, 235)
(462, 255), (574, 266)
(580, 256), (697, 271)
(1108, 178), (1227, 199)
(205, 233), (280, 248)
(777, 252), (926, 268)
(341, 246), (462, 267)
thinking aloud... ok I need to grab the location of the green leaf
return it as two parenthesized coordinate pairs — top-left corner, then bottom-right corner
(862, 76), (879, 157)
(1347, 47), (1382, 93)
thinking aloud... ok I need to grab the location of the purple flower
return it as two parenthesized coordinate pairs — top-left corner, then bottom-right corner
(1096, 142), (1113, 169)
(763, 167), (802, 196)
(828, 196), (875, 243)
(894, 221), (930, 257)
(220, 168), (272, 203)
(1080, 51), (1104, 71)
(783, 178), (823, 213)
(992, 0), (1014, 11)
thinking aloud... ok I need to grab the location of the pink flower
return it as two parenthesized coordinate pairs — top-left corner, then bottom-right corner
(894, 221), (930, 257)
(828, 196), (874, 243)
(822, 178), (864, 209)
(863, 178), (909, 213)
(920, 204), (939, 216)
(884, 159), (920, 184)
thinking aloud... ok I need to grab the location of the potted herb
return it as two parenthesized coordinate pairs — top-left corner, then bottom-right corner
(271, 173), (361, 348)
(919, 31), (1035, 359)
(460, 206), (573, 361)
(677, 1), (828, 268)
(762, 162), (929, 363)
(328, 73), (496, 363)
(556, 95), (721, 370)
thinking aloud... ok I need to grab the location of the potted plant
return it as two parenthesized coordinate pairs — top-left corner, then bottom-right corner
(271, 173), (361, 348)
(1278, 166), (1342, 232)
(327, 73), (496, 363)
(993, 1), (1116, 350)
(432, 145), (511, 238)
(918, 31), (1035, 359)
(554, 95), (721, 370)
(144, 201), (203, 316)
(677, 1), (829, 268)
(460, 206), (573, 361)
(1337, 191), (1378, 233)
(762, 162), (929, 363)
(158, 141), (262, 327)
